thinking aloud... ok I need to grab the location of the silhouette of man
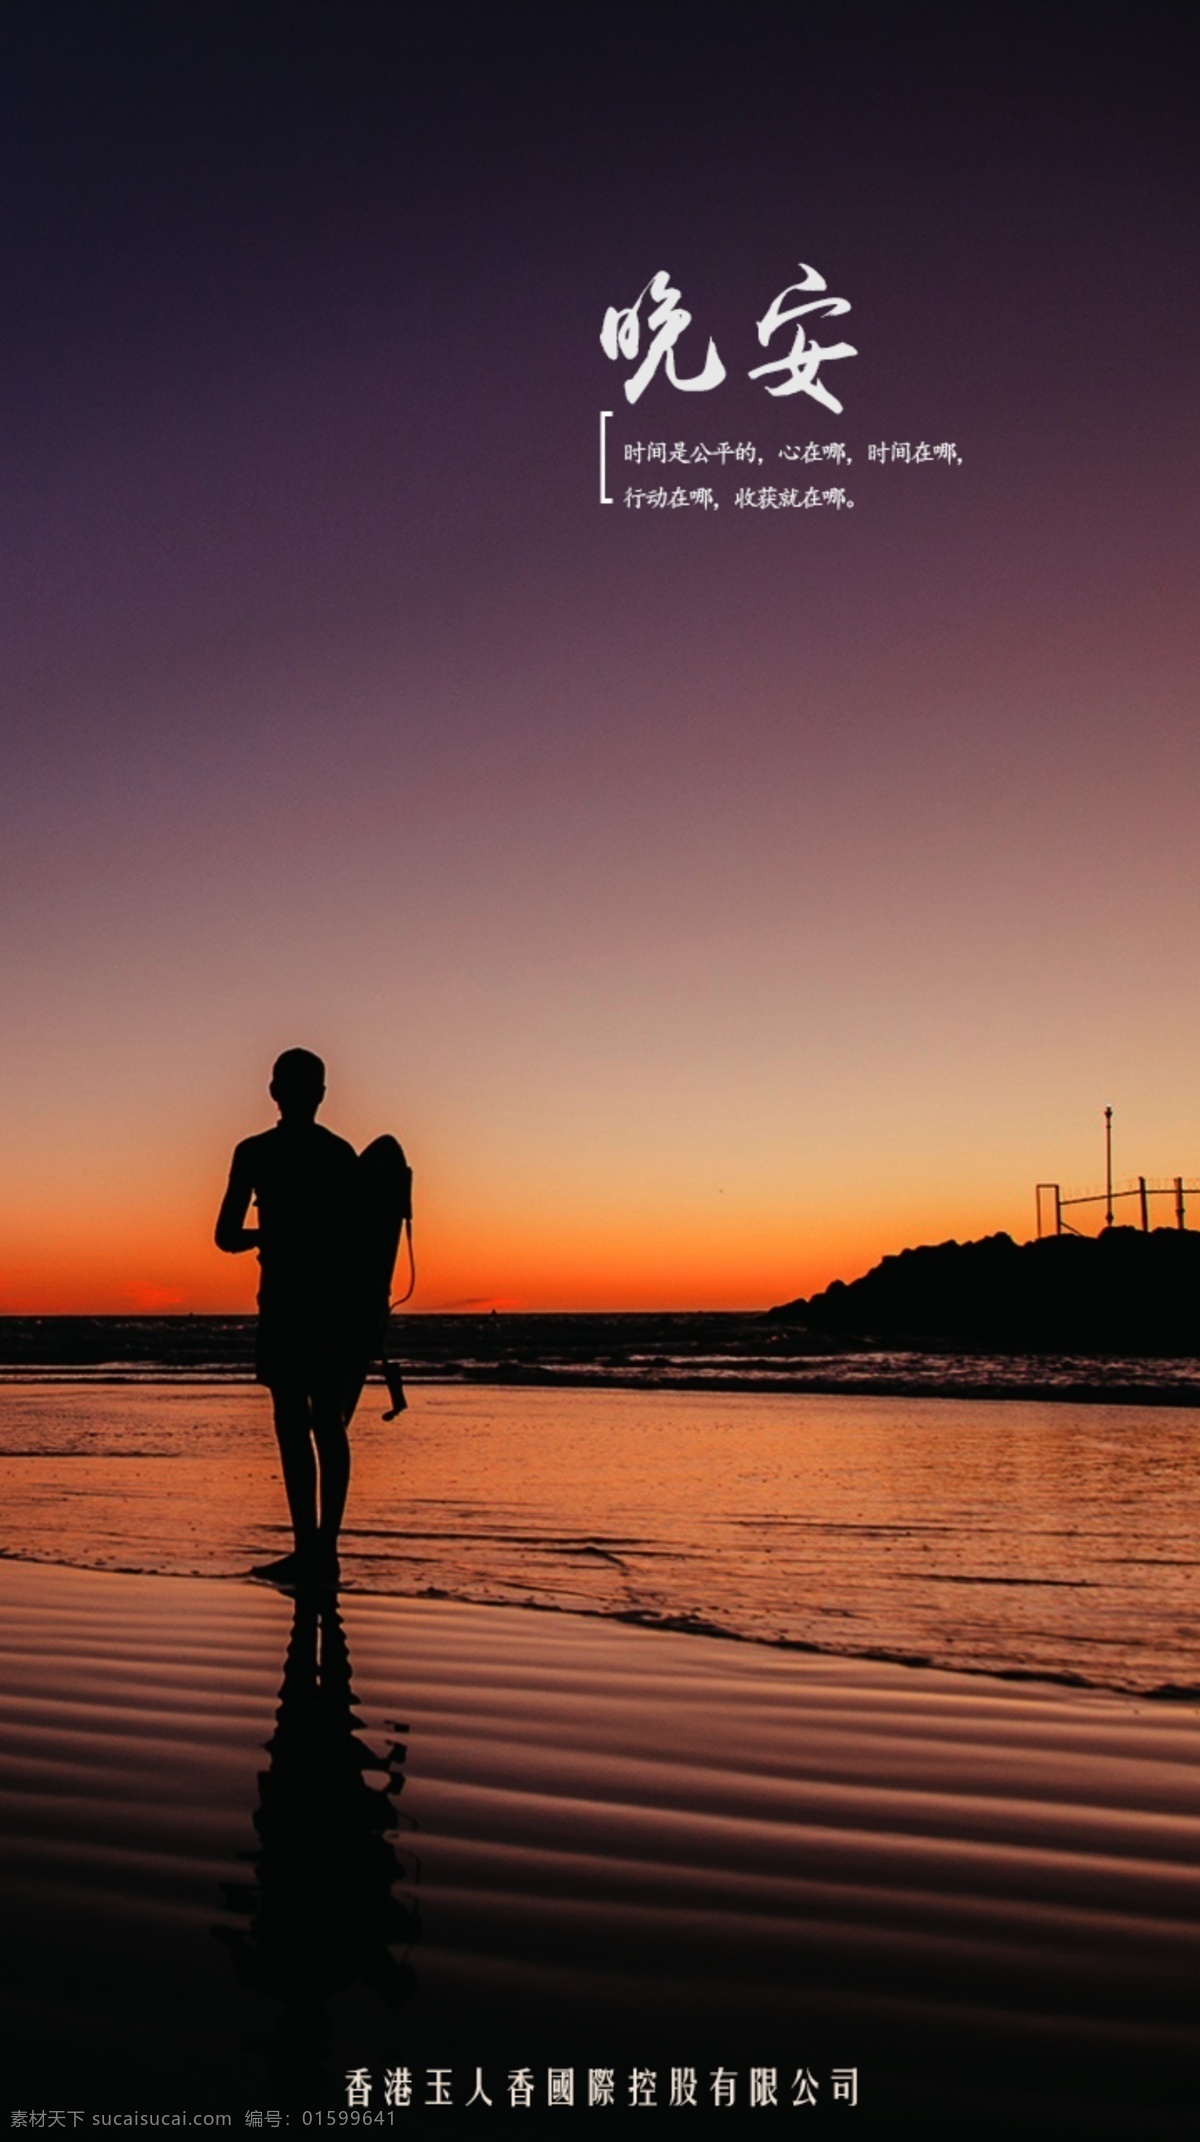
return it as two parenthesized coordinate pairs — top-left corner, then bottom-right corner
(216, 1049), (364, 1587)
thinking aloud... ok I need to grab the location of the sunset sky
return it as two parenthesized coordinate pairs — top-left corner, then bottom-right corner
(1, 3), (1197, 1313)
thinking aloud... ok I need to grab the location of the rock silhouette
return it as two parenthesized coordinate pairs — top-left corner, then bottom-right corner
(771, 1227), (1200, 1352)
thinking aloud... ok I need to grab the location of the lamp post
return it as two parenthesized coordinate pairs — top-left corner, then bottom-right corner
(1104, 1105), (1114, 1229)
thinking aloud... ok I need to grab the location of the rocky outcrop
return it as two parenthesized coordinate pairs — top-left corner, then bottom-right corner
(770, 1228), (1200, 1352)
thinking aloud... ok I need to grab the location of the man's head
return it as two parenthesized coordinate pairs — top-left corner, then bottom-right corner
(270, 1047), (326, 1123)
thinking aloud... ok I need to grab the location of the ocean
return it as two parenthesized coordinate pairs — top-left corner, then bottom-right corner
(2, 1370), (1197, 1697)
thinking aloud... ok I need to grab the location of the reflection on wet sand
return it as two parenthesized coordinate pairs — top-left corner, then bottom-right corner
(1, 1561), (1197, 2132)
(216, 1594), (418, 2102)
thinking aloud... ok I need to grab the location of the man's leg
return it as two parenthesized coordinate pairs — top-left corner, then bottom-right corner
(311, 1386), (351, 1567)
(265, 1384), (320, 1570)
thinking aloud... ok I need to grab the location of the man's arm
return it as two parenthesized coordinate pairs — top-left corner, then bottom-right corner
(215, 1144), (260, 1253)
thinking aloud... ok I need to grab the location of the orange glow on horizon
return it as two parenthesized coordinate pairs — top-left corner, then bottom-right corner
(0, 1189), (1040, 1315)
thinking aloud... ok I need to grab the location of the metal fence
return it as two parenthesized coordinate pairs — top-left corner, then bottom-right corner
(1035, 1177), (1199, 1238)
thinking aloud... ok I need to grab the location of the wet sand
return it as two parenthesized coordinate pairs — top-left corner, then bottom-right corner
(8, 1382), (1200, 1688)
(2, 1557), (1197, 2134)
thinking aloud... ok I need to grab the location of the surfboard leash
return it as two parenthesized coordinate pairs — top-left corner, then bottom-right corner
(391, 1213), (416, 1307)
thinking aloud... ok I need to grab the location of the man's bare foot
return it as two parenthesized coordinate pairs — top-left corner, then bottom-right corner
(249, 1543), (339, 1589)
(250, 1550), (308, 1585)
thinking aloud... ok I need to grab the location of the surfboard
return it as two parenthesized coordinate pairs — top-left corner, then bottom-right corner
(353, 1135), (413, 1417)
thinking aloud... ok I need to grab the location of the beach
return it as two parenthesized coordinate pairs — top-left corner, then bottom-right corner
(3, 1551), (1198, 2134)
